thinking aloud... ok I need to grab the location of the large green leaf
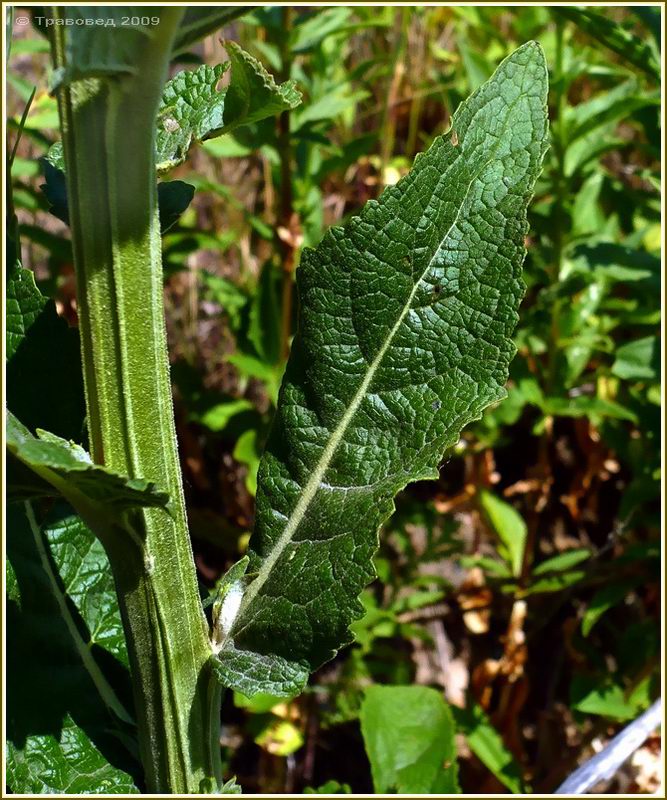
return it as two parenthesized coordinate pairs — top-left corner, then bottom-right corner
(156, 42), (301, 171)
(359, 685), (459, 793)
(6, 502), (138, 793)
(213, 42), (549, 697)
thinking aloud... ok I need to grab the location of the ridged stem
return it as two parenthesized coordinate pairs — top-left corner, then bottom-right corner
(50, 8), (220, 792)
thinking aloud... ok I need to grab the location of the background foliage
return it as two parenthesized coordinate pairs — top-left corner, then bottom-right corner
(6, 5), (661, 794)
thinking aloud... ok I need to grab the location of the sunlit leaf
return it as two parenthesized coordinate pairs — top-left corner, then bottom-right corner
(360, 685), (460, 793)
(212, 43), (549, 697)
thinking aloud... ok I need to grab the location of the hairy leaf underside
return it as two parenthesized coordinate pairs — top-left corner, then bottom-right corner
(214, 42), (549, 697)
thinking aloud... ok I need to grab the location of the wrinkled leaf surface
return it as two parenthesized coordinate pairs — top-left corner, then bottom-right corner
(214, 42), (549, 697)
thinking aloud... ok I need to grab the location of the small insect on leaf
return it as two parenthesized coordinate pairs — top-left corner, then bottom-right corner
(451, 129), (459, 146)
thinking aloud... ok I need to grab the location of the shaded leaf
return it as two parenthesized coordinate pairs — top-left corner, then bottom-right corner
(540, 396), (638, 424)
(234, 429), (261, 496)
(247, 260), (282, 366)
(7, 716), (138, 794)
(157, 180), (195, 232)
(226, 352), (282, 404)
(304, 779), (352, 794)
(360, 685), (459, 793)
(39, 156), (69, 223)
(564, 80), (659, 143)
(582, 580), (640, 637)
(293, 86), (369, 129)
(6, 262), (85, 442)
(44, 507), (128, 665)
(6, 503), (137, 793)
(213, 43), (549, 696)
(523, 570), (586, 596)
(40, 157), (195, 234)
(570, 675), (650, 721)
(197, 399), (254, 433)
(290, 8), (353, 54)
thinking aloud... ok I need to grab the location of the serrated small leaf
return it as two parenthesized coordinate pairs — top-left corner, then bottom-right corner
(360, 685), (460, 794)
(214, 42), (548, 696)
(156, 43), (301, 171)
(221, 42), (301, 132)
(156, 63), (229, 171)
(6, 412), (169, 523)
(220, 776), (243, 794)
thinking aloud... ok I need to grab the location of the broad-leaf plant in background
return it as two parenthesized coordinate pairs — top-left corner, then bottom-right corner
(6, 7), (548, 794)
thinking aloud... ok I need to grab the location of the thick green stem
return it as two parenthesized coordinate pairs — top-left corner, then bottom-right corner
(50, 9), (220, 792)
